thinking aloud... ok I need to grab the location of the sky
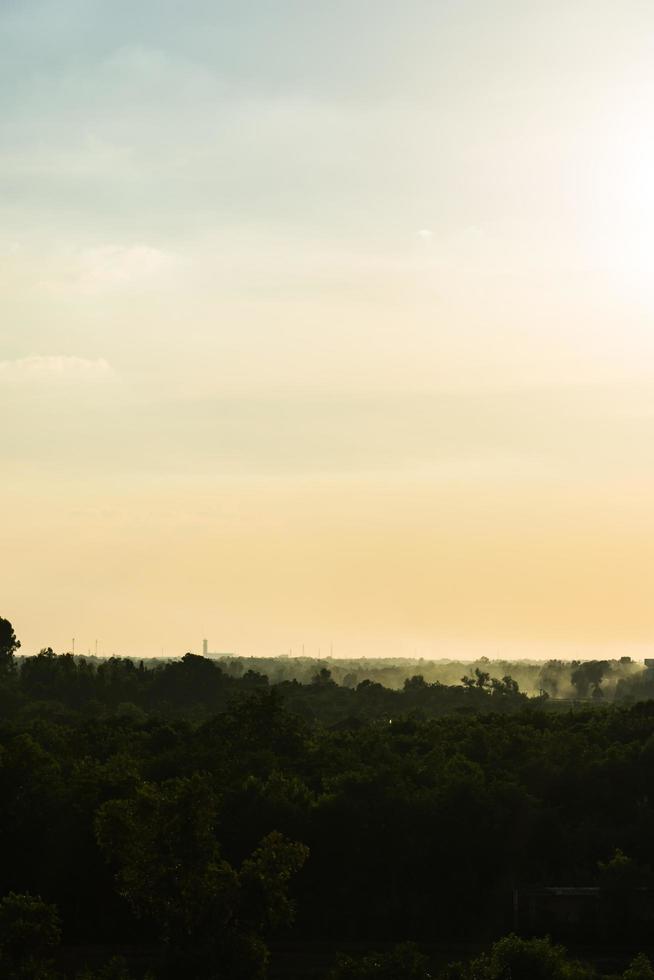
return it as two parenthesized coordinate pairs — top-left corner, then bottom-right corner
(3, 0), (654, 659)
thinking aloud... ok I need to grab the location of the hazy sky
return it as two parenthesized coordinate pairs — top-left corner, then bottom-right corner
(3, 0), (654, 659)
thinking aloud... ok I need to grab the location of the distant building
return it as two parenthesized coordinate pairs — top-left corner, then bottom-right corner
(200, 640), (234, 659)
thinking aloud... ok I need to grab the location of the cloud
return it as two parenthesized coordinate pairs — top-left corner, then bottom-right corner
(75, 244), (176, 288)
(0, 355), (115, 383)
(40, 244), (178, 295)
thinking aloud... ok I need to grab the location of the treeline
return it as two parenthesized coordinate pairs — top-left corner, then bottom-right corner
(8, 652), (535, 724)
(218, 654), (646, 700)
(5, 649), (654, 730)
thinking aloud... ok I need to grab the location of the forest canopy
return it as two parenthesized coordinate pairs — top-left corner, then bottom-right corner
(2, 617), (654, 978)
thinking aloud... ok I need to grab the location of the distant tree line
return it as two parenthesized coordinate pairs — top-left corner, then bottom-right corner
(217, 652), (645, 701)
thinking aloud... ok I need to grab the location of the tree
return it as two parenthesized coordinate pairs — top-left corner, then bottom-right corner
(598, 848), (648, 932)
(0, 617), (20, 672)
(95, 775), (308, 979)
(76, 958), (147, 980)
(404, 675), (428, 691)
(238, 830), (309, 934)
(459, 934), (591, 980)
(328, 942), (431, 979)
(475, 669), (491, 690)
(571, 661), (607, 699)
(624, 953), (654, 980)
(490, 675), (520, 696)
(0, 892), (61, 980)
(312, 668), (335, 687)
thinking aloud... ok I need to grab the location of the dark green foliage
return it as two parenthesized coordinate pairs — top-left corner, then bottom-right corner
(95, 775), (238, 942)
(0, 617), (20, 672)
(3, 622), (654, 976)
(328, 942), (431, 979)
(457, 943), (654, 980)
(0, 891), (61, 979)
(598, 850), (652, 930)
(457, 934), (592, 980)
(75, 958), (147, 980)
(95, 776), (308, 978)
(623, 954), (654, 980)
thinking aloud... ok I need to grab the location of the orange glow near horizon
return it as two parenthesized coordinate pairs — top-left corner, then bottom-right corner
(3, 3), (654, 659)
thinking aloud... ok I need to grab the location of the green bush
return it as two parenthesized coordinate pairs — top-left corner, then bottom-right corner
(623, 953), (654, 980)
(456, 934), (593, 980)
(0, 891), (61, 980)
(328, 941), (431, 979)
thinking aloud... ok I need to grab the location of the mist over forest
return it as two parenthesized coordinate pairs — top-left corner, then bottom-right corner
(215, 653), (648, 702)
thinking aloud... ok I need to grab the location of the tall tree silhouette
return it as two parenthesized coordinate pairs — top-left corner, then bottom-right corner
(0, 617), (19, 672)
